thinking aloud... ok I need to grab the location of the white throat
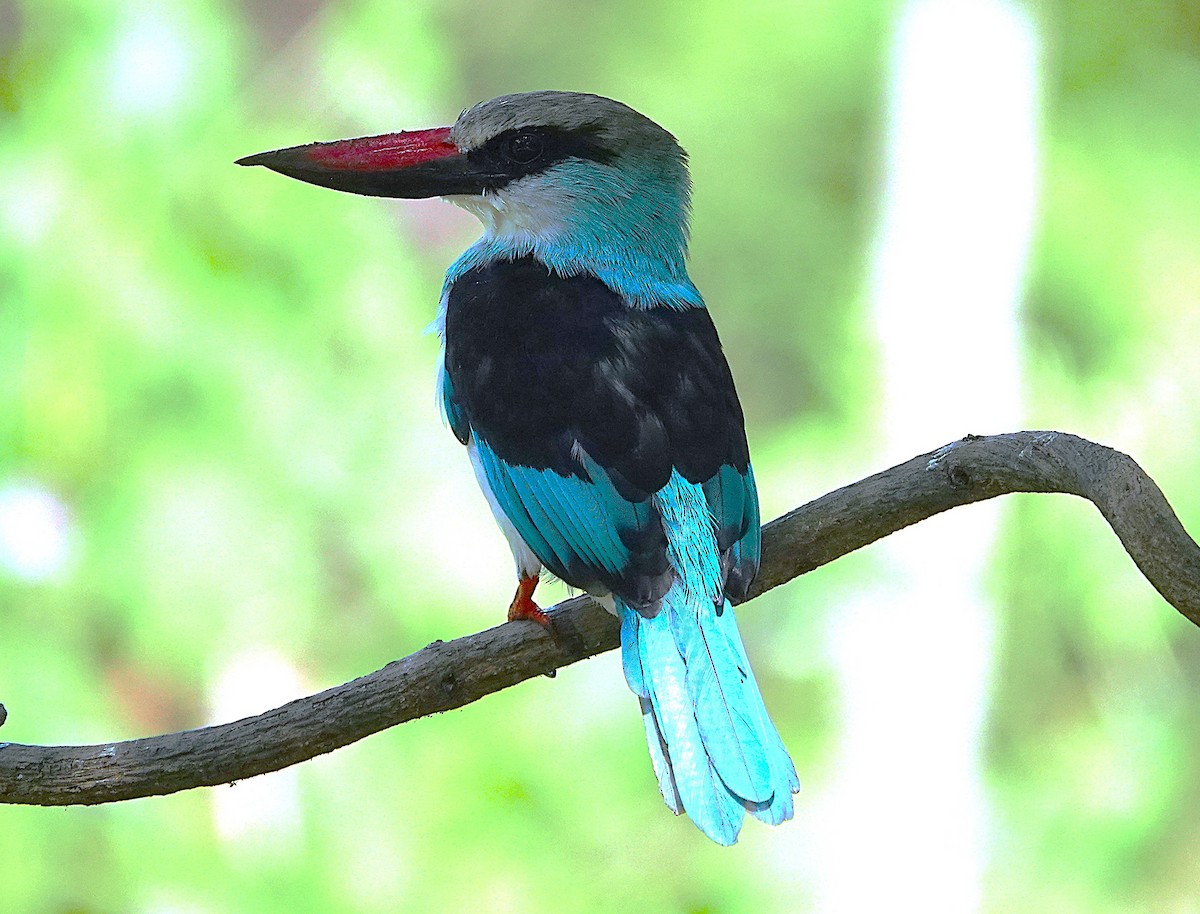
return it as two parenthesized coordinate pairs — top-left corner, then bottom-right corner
(444, 181), (572, 242)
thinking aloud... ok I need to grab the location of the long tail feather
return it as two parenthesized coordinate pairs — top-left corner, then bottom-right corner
(713, 603), (799, 825)
(664, 600), (772, 803)
(619, 593), (798, 844)
(621, 611), (683, 815)
(633, 607), (745, 844)
(639, 696), (682, 815)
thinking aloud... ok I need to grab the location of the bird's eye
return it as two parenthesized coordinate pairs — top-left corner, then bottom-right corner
(505, 131), (544, 165)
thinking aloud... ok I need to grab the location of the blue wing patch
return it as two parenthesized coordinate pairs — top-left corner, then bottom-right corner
(702, 462), (760, 600)
(472, 438), (669, 602)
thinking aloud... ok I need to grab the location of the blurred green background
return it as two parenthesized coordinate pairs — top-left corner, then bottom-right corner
(4, 0), (1200, 911)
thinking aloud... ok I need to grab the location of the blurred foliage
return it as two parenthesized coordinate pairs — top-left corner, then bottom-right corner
(2, 0), (1200, 912)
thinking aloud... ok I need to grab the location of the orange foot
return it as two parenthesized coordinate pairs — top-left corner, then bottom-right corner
(507, 575), (551, 627)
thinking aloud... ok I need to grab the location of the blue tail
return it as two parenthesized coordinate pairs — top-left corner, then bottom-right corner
(619, 590), (799, 844)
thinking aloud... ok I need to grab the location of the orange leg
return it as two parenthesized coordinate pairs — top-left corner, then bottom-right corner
(507, 574), (551, 626)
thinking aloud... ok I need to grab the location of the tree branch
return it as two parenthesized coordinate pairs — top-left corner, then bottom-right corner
(3, 430), (1198, 806)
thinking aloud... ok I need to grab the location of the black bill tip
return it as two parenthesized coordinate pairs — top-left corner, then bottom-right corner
(235, 151), (275, 167)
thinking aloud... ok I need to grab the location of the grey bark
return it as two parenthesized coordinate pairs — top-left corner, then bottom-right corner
(2, 430), (1197, 806)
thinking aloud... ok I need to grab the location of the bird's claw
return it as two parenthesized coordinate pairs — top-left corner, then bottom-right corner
(506, 575), (585, 660)
(508, 575), (551, 626)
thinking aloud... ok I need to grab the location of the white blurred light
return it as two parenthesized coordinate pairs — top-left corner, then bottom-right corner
(872, 0), (1036, 445)
(401, 426), (524, 611)
(0, 163), (63, 246)
(108, 10), (193, 118)
(814, 1), (1039, 911)
(208, 648), (306, 847)
(0, 481), (74, 581)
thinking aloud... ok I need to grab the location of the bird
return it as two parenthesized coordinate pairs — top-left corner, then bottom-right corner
(238, 90), (799, 844)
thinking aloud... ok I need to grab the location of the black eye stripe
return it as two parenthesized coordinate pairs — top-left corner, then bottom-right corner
(467, 124), (617, 188)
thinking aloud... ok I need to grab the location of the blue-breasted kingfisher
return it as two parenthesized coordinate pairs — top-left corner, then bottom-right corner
(238, 91), (799, 844)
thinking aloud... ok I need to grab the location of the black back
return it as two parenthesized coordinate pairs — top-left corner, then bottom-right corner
(443, 255), (750, 500)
